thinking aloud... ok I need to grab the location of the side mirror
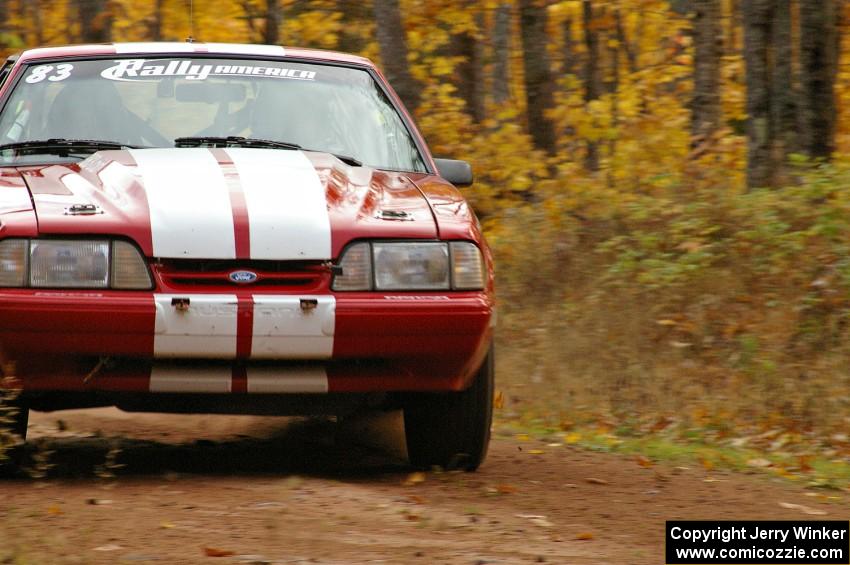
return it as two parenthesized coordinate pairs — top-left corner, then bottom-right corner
(434, 158), (473, 187)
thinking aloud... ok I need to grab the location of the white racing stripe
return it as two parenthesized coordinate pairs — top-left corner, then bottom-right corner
(150, 364), (232, 393)
(131, 149), (236, 258)
(251, 295), (335, 359)
(247, 366), (328, 393)
(226, 148), (331, 260)
(154, 294), (238, 358)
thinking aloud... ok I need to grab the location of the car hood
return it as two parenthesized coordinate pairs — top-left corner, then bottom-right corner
(16, 148), (438, 259)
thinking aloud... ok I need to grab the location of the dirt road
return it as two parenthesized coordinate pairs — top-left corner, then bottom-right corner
(0, 409), (844, 564)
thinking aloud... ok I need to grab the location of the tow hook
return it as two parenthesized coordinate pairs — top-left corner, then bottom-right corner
(171, 297), (191, 311)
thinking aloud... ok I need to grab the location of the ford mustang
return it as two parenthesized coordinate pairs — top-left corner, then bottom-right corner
(0, 43), (494, 471)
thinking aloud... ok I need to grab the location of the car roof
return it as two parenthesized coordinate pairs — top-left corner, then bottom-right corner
(16, 42), (375, 67)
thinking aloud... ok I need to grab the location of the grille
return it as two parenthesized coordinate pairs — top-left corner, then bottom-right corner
(154, 259), (329, 290)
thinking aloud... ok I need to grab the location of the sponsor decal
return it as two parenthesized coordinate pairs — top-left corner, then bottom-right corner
(26, 64), (74, 83)
(101, 59), (316, 82)
(229, 270), (259, 284)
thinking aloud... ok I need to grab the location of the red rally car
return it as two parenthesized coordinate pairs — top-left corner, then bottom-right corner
(0, 43), (495, 471)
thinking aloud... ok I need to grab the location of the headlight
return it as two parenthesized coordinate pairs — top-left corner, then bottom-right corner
(374, 242), (449, 290)
(332, 241), (485, 291)
(30, 240), (110, 287)
(0, 238), (152, 289)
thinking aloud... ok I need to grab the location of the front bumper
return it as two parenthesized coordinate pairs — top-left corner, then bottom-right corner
(0, 290), (493, 393)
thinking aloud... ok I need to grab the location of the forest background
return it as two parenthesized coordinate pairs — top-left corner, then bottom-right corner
(2, 0), (850, 481)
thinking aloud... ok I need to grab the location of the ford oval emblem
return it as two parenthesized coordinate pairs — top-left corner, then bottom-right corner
(229, 270), (258, 284)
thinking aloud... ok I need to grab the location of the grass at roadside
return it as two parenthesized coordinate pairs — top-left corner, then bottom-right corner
(486, 159), (850, 496)
(493, 419), (850, 495)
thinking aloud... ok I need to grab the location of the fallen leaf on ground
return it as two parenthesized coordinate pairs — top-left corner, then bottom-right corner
(564, 432), (581, 444)
(516, 514), (553, 528)
(496, 484), (517, 494)
(203, 547), (235, 557)
(403, 472), (426, 486)
(636, 455), (653, 468)
(46, 505), (63, 515)
(93, 544), (123, 552)
(576, 532), (594, 540)
(528, 449), (545, 455)
(494, 390), (504, 409)
(86, 498), (113, 505)
(746, 458), (772, 468)
(586, 478), (608, 485)
(778, 502), (827, 516)
(160, 521), (175, 529)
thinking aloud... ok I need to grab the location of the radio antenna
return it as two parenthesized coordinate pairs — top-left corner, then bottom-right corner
(186, 0), (195, 42)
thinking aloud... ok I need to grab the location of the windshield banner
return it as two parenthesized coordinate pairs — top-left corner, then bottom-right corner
(101, 59), (317, 82)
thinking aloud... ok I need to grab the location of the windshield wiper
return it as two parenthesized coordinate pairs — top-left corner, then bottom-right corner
(174, 136), (301, 150)
(315, 152), (362, 167)
(174, 136), (363, 167)
(0, 138), (147, 153)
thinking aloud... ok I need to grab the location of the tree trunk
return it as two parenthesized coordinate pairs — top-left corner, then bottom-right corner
(799, 0), (838, 159)
(373, 0), (420, 111)
(743, 0), (774, 188)
(519, 0), (557, 154)
(336, 0), (366, 53)
(562, 16), (576, 76)
(18, 0), (39, 45)
(691, 0), (722, 144)
(615, 8), (637, 73)
(0, 1), (7, 38)
(264, 0), (281, 45)
(452, 13), (486, 123)
(492, 2), (512, 105)
(607, 8), (622, 184)
(582, 0), (602, 171)
(771, 0), (796, 157)
(76, 0), (112, 43)
(150, 0), (163, 41)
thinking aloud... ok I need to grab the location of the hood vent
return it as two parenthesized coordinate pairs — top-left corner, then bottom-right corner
(376, 210), (414, 221)
(64, 203), (103, 216)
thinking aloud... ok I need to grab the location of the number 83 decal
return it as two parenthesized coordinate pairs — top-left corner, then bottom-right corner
(26, 64), (73, 84)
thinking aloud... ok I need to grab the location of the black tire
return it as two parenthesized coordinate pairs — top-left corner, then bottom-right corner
(403, 343), (494, 471)
(0, 397), (28, 476)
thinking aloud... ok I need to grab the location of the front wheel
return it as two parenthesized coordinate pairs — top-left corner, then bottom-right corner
(403, 343), (494, 471)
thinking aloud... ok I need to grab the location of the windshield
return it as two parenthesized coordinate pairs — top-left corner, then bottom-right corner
(0, 57), (427, 171)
